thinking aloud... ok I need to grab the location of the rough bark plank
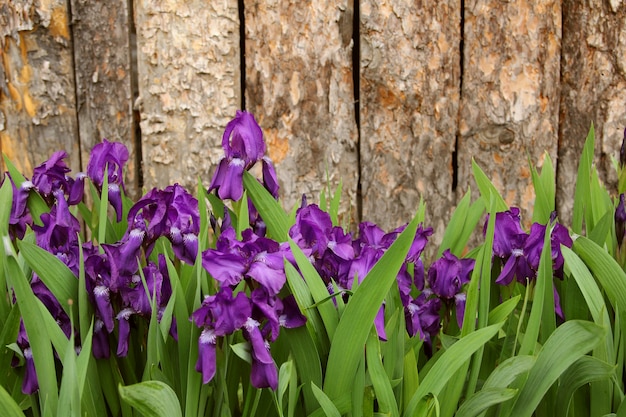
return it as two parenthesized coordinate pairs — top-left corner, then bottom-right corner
(558, 0), (626, 224)
(134, 0), (241, 191)
(0, 0), (79, 178)
(244, 1), (359, 222)
(458, 0), (561, 229)
(359, 1), (460, 248)
(70, 0), (138, 197)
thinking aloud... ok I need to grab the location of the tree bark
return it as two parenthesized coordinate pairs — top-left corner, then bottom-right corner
(70, 0), (138, 197)
(244, 1), (359, 222)
(558, 0), (626, 224)
(458, 0), (562, 229)
(0, 0), (79, 177)
(134, 0), (241, 192)
(359, 1), (460, 246)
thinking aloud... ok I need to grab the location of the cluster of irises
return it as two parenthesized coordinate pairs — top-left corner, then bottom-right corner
(3, 110), (575, 394)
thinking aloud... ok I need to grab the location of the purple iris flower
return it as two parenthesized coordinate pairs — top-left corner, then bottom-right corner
(405, 294), (442, 344)
(289, 203), (333, 259)
(209, 111), (266, 201)
(86, 139), (129, 222)
(489, 208), (527, 258)
(33, 190), (81, 262)
(262, 156), (280, 199)
(427, 249), (474, 328)
(192, 288), (252, 384)
(4, 173), (33, 240)
(115, 256), (173, 357)
(21, 348), (39, 394)
(32, 150), (85, 205)
(616, 193), (626, 247)
(126, 184), (199, 264)
(523, 216), (573, 276)
(244, 319), (278, 390)
(488, 208), (533, 285)
(203, 228), (287, 295)
(92, 319), (111, 359)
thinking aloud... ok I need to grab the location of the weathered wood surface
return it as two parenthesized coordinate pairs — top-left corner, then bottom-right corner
(457, 0), (562, 229)
(359, 0), (460, 246)
(557, 0), (626, 225)
(3, 0), (626, 248)
(0, 0), (79, 177)
(134, 0), (241, 191)
(70, 0), (138, 197)
(244, 1), (359, 222)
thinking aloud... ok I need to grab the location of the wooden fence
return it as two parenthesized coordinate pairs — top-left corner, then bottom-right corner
(1, 0), (626, 254)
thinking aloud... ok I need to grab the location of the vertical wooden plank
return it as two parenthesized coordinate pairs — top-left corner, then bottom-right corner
(558, 1), (626, 223)
(134, 0), (241, 191)
(458, 0), (561, 228)
(0, 0), (79, 177)
(359, 1), (460, 245)
(244, 1), (359, 221)
(70, 0), (137, 196)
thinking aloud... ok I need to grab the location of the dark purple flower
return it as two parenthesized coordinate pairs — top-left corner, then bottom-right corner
(489, 208), (527, 258)
(209, 158), (246, 201)
(262, 156), (280, 199)
(5, 174), (33, 239)
(126, 184), (199, 264)
(33, 190), (81, 254)
(116, 308), (133, 357)
(277, 295), (307, 329)
(244, 321), (278, 390)
(616, 194), (626, 246)
(289, 204), (333, 259)
(222, 110), (265, 163)
(31, 150), (85, 205)
(209, 111), (266, 201)
(87, 139), (129, 222)
(203, 228), (287, 295)
(406, 225), (433, 263)
(196, 328), (217, 384)
(405, 294), (441, 343)
(21, 348), (39, 394)
(427, 250), (474, 328)
(524, 221), (573, 273)
(92, 319), (111, 359)
(428, 250), (473, 299)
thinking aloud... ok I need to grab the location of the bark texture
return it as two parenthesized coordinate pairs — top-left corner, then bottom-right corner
(558, 1), (626, 224)
(458, 0), (561, 229)
(70, 0), (138, 197)
(359, 1), (460, 247)
(244, 1), (359, 222)
(134, 0), (241, 191)
(0, 0), (79, 177)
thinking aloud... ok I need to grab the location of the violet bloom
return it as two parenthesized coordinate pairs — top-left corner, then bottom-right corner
(488, 208), (533, 286)
(427, 249), (474, 328)
(126, 184), (199, 264)
(203, 228), (287, 296)
(33, 189), (81, 254)
(32, 150), (85, 205)
(209, 111), (265, 201)
(21, 348), (39, 394)
(405, 294), (442, 344)
(5, 173), (34, 240)
(524, 217), (573, 276)
(244, 321), (278, 390)
(115, 256), (173, 357)
(87, 139), (129, 222)
(289, 203), (333, 259)
(192, 288), (252, 383)
(616, 193), (626, 247)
